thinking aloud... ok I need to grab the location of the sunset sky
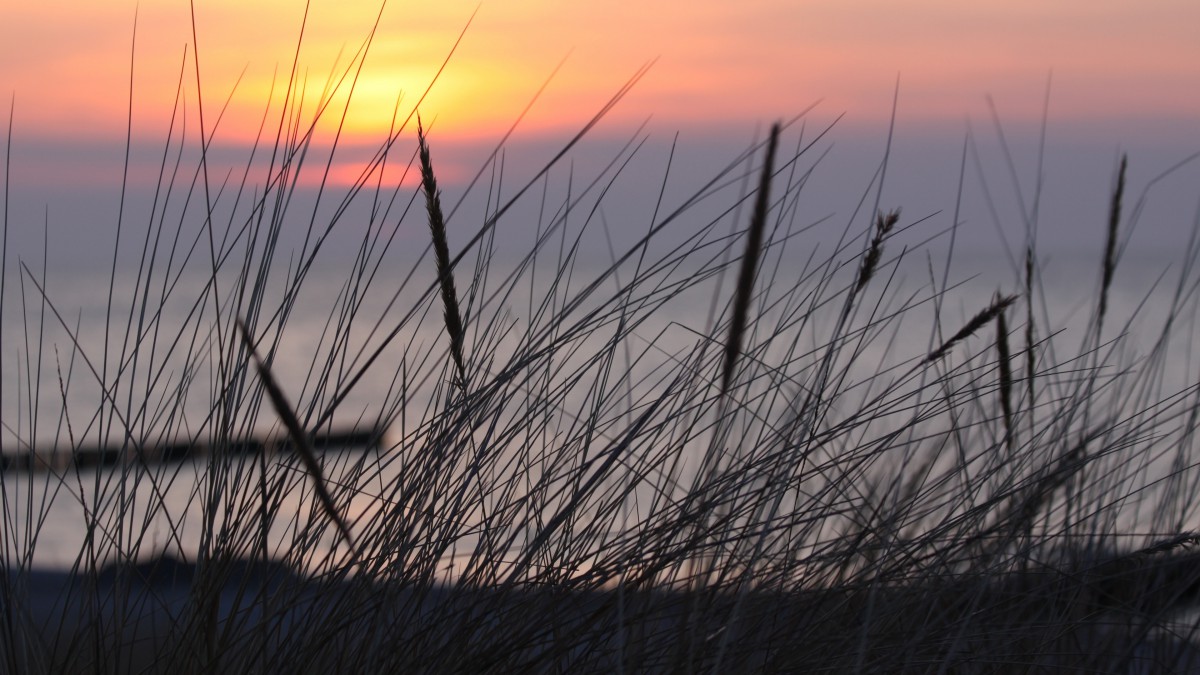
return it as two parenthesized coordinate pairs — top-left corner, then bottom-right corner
(1, 0), (1198, 259)
(3, 1), (1197, 140)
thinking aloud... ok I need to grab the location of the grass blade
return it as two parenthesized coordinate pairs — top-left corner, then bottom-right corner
(418, 116), (468, 389)
(996, 300), (1014, 452)
(235, 318), (362, 565)
(720, 122), (780, 397)
(854, 209), (900, 296)
(1097, 154), (1127, 334)
(926, 293), (1018, 363)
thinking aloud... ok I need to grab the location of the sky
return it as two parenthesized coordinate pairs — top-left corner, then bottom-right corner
(1, 0), (1198, 260)
(3, 1), (1198, 140)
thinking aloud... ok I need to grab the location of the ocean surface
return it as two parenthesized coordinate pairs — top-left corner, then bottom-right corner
(2, 238), (1196, 572)
(3, 116), (1200, 574)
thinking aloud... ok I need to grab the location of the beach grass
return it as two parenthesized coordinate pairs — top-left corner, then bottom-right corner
(2, 11), (1200, 674)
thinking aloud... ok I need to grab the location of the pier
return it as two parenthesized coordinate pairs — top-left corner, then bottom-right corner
(0, 424), (388, 473)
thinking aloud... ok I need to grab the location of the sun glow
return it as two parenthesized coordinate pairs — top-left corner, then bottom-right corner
(1, 0), (1196, 164)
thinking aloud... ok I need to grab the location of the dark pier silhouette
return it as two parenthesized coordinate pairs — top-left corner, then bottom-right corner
(0, 424), (388, 473)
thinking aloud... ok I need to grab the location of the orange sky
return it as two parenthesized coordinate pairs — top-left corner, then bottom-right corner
(2, 0), (1198, 148)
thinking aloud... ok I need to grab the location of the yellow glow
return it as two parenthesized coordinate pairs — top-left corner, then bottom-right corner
(2, 0), (1197, 150)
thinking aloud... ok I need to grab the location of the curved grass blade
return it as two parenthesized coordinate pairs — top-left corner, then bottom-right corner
(235, 318), (363, 565)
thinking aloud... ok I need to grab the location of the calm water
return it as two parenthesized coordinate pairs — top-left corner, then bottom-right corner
(2, 242), (1196, 571)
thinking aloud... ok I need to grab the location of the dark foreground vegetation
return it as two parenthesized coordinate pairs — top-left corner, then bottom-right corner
(11, 544), (1200, 673)
(4, 10), (1200, 673)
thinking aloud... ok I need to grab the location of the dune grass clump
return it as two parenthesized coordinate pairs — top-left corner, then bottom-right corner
(2, 14), (1200, 674)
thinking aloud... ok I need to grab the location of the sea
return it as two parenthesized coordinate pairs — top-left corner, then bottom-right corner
(3, 128), (1199, 573)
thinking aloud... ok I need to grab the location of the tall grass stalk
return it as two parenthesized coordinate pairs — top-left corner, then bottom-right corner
(996, 303), (1014, 453)
(1098, 154), (1128, 336)
(720, 122), (779, 397)
(235, 317), (361, 563)
(417, 117), (468, 390)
